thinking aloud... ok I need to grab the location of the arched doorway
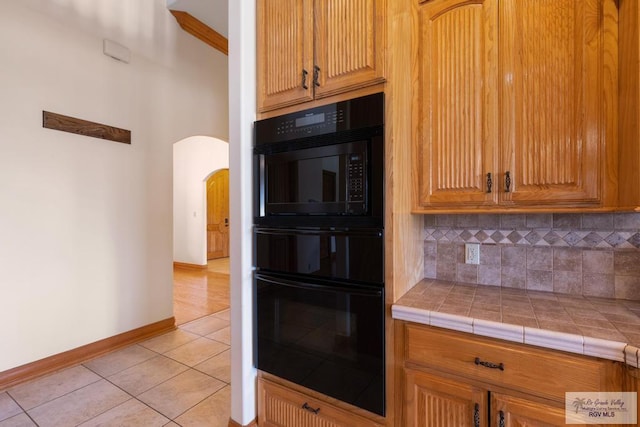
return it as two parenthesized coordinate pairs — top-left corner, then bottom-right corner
(173, 136), (229, 266)
(173, 136), (230, 325)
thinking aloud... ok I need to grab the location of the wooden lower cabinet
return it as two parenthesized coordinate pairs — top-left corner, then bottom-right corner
(257, 377), (384, 427)
(491, 393), (578, 427)
(399, 323), (627, 427)
(405, 370), (571, 427)
(405, 369), (487, 426)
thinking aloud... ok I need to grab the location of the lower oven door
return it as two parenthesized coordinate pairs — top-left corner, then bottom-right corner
(254, 272), (385, 416)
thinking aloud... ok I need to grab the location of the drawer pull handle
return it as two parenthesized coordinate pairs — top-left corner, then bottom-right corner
(474, 403), (480, 427)
(302, 402), (320, 414)
(475, 357), (504, 371)
(486, 172), (492, 193)
(505, 171), (511, 192)
(498, 410), (505, 427)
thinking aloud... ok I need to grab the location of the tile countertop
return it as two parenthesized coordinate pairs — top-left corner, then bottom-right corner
(391, 279), (640, 368)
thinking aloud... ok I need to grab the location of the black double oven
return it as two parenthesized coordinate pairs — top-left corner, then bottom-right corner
(253, 93), (385, 416)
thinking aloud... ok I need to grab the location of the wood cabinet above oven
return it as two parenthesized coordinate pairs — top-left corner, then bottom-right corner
(256, 0), (386, 113)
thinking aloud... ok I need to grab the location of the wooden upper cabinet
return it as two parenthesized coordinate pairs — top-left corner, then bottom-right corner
(257, 0), (314, 112)
(414, 0), (618, 212)
(313, 0), (386, 98)
(415, 0), (499, 208)
(499, 0), (618, 208)
(257, 0), (386, 113)
(619, 0), (640, 209)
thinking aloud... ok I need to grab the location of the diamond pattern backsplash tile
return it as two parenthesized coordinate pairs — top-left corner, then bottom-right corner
(423, 213), (640, 301)
(425, 215), (640, 249)
(424, 227), (640, 249)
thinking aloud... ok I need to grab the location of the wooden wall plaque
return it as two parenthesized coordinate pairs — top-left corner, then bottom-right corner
(43, 111), (131, 144)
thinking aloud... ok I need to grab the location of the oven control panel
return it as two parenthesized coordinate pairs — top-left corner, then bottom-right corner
(274, 110), (346, 138)
(255, 92), (384, 145)
(347, 153), (365, 203)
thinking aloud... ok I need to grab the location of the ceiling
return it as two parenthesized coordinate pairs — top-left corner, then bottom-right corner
(166, 0), (228, 38)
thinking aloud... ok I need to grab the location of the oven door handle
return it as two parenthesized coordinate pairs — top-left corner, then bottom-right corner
(255, 273), (383, 298)
(254, 228), (383, 238)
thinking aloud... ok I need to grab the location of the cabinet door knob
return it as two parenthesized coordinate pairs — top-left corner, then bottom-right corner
(313, 65), (321, 87)
(505, 171), (511, 193)
(302, 69), (309, 90)
(486, 173), (492, 193)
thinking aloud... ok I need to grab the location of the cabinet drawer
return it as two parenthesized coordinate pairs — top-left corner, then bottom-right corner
(405, 324), (611, 401)
(258, 378), (383, 427)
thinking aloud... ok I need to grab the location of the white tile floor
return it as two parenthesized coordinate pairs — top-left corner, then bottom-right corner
(0, 310), (231, 427)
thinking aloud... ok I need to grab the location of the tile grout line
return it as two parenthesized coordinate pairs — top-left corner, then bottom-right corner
(6, 373), (104, 418)
(3, 391), (39, 426)
(88, 374), (169, 426)
(12, 378), (125, 427)
(169, 385), (229, 424)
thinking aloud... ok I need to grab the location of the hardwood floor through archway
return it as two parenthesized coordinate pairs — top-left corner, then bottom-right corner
(173, 257), (230, 325)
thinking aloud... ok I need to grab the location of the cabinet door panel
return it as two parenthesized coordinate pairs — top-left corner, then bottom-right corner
(257, 0), (314, 112)
(314, 0), (385, 98)
(491, 393), (588, 427)
(416, 0), (499, 208)
(499, 0), (617, 206)
(405, 369), (487, 427)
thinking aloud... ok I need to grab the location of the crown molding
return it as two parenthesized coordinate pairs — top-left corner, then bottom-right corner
(171, 10), (229, 56)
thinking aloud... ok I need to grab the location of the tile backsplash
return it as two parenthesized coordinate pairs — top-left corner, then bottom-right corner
(424, 213), (640, 301)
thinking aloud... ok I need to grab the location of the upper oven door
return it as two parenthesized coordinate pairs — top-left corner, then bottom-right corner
(254, 132), (384, 229)
(253, 93), (384, 229)
(255, 227), (383, 285)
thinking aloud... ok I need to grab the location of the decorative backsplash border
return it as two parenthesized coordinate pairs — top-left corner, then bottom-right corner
(424, 213), (640, 249)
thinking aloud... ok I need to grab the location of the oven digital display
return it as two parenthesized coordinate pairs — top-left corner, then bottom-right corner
(295, 113), (325, 127)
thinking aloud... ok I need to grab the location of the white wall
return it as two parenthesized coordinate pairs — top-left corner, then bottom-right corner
(173, 137), (229, 265)
(0, 0), (228, 372)
(229, 0), (257, 424)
